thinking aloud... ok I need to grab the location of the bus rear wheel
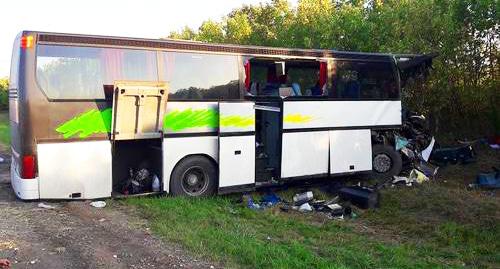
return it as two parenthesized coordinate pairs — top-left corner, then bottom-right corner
(372, 144), (402, 177)
(170, 155), (217, 197)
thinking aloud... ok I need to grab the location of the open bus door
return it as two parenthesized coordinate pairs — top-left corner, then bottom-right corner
(218, 102), (256, 193)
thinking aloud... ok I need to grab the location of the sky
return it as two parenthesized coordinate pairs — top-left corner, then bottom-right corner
(0, 0), (294, 78)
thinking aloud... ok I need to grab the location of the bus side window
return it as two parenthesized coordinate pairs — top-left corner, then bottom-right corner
(249, 59), (326, 97)
(36, 45), (158, 100)
(159, 52), (240, 100)
(331, 61), (399, 100)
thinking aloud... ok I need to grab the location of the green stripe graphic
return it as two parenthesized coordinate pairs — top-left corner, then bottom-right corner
(56, 107), (309, 139)
(55, 108), (112, 139)
(163, 108), (218, 131)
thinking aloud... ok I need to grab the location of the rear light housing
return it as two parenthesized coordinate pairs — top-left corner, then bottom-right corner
(21, 155), (37, 179)
(21, 35), (34, 49)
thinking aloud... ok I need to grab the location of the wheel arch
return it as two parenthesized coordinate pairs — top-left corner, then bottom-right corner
(167, 153), (218, 193)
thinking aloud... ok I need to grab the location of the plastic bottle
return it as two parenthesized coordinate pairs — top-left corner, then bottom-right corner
(152, 175), (160, 192)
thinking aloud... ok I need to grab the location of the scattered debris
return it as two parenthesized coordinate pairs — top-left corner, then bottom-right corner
(293, 191), (313, 205)
(243, 192), (283, 210)
(242, 194), (262, 210)
(326, 203), (345, 217)
(395, 135), (409, 151)
(243, 191), (354, 220)
(37, 203), (56, 210)
(409, 169), (429, 184)
(338, 186), (379, 209)
(430, 144), (476, 166)
(469, 168), (500, 189)
(392, 176), (412, 186)
(298, 203), (313, 212)
(420, 137), (435, 161)
(414, 160), (439, 178)
(55, 247), (66, 254)
(261, 192), (281, 207)
(90, 201), (106, 208)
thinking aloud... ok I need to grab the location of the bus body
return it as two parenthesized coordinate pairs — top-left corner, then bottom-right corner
(9, 31), (407, 200)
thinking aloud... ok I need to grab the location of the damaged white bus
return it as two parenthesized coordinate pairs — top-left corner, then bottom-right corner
(9, 31), (433, 200)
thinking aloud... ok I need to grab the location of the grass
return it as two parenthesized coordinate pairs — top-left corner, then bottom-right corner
(127, 196), (437, 269)
(126, 145), (500, 268)
(0, 112), (9, 145)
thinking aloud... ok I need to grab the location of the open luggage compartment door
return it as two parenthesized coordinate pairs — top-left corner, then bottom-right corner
(218, 102), (256, 193)
(111, 81), (168, 140)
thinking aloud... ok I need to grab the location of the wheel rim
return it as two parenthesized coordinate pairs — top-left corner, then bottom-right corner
(373, 153), (392, 173)
(181, 166), (209, 196)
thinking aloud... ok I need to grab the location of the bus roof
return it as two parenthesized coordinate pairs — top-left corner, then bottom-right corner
(25, 30), (399, 61)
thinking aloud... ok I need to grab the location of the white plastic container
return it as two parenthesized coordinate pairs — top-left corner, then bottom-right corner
(152, 175), (160, 192)
(293, 191), (313, 205)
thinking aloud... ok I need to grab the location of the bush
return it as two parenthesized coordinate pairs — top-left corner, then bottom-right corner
(0, 78), (8, 111)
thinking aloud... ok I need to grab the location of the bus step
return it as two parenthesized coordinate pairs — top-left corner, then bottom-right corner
(255, 180), (280, 188)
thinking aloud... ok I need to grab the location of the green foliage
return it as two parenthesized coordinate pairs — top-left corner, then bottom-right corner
(197, 20), (224, 43)
(0, 78), (8, 111)
(169, 0), (500, 138)
(0, 112), (9, 144)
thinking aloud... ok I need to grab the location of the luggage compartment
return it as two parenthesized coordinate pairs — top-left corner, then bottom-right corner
(112, 139), (163, 196)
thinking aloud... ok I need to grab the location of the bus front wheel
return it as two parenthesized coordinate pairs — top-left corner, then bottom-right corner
(371, 144), (402, 177)
(170, 156), (217, 197)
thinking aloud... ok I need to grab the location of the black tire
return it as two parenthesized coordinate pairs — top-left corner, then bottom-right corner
(170, 155), (217, 197)
(371, 144), (403, 178)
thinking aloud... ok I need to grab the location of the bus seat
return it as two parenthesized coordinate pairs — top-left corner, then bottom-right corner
(343, 81), (361, 98)
(291, 83), (302, 96)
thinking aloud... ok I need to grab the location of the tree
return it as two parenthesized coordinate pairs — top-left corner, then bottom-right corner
(197, 20), (225, 43)
(0, 78), (8, 110)
(225, 12), (253, 44)
(167, 0), (499, 137)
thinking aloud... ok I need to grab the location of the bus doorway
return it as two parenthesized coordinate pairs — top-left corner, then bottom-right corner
(255, 101), (281, 184)
(110, 82), (168, 196)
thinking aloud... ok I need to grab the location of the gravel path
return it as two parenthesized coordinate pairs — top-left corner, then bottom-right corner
(0, 148), (218, 269)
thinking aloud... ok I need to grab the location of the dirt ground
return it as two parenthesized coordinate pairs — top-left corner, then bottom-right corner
(0, 145), (218, 269)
